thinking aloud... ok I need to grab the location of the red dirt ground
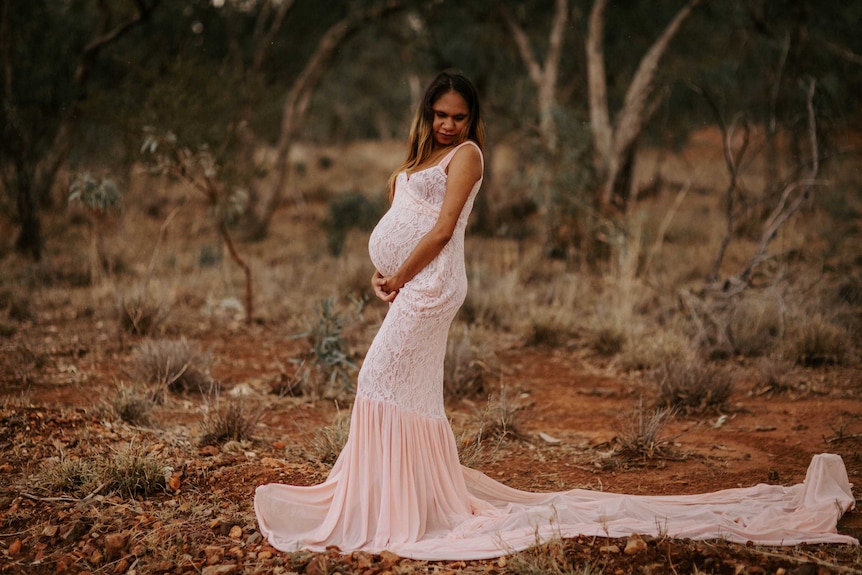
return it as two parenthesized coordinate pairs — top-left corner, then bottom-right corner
(1, 314), (860, 574)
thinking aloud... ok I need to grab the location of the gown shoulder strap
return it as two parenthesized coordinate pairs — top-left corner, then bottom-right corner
(439, 140), (483, 173)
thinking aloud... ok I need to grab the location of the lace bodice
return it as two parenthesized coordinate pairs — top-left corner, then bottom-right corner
(358, 141), (484, 418)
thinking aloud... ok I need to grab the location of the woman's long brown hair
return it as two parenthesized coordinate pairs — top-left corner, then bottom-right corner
(388, 70), (485, 201)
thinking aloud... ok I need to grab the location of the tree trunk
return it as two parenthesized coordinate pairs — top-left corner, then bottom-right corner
(587, 0), (700, 210)
(246, 1), (403, 240)
(4, 0), (158, 259)
(14, 163), (42, 260)
(586, 0), (612, 175)
(502, 0), (568, 154)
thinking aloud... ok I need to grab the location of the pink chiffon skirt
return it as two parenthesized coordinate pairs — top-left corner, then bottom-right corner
(254, 397), (857, 560)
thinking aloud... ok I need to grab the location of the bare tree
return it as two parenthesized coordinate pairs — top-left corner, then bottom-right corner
(1, 0), (159, 260)
(586, 0), (700, 211)
(243, 0), (404, 240)
(501, 0), (569, 154)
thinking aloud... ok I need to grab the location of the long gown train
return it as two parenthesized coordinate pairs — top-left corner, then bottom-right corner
(254, 141), (856, 560)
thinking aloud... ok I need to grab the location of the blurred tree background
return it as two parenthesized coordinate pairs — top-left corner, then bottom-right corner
(2, 0), (860, 260)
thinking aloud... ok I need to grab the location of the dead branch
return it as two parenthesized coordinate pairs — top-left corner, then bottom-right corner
(641, 180), (691, 277)
(737, 79), (819, 284)
(694, 81), (751, 283)
(144, 200), (185, 287)
(821, 38), (862, 66)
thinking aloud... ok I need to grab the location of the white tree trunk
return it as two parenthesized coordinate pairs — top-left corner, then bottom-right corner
(587, 0), (700, 208)
(504, 0), (568, 153)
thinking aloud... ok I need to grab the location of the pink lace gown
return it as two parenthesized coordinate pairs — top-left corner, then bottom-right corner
(254, 141), (857, 560)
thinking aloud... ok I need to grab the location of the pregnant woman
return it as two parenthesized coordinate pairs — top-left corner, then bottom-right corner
(254, 70), (856, 560)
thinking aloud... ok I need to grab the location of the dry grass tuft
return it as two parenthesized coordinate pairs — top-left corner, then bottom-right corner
(618, 324), (693, 371)
(103, 443), (167, 497)
(131, 337), (212, 401)
(35, 443), (166, 498)
(199, 392), (263, 446)
(752, 356), (796, 395)
(612, 401), (679, 461)
(35, 456), (101, 496)
(110, 383), (157, 426)
(506, 536), (596, 575)
(654, 359), (734, 415)
(118, 285), (170, 335)
(307, 409), (351, 466)
(476, 384), (528, 442)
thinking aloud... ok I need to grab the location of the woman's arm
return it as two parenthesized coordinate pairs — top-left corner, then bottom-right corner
(374, 144), (482, 301)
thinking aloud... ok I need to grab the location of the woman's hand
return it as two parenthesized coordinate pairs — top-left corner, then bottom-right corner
(372, 270), (399, 303)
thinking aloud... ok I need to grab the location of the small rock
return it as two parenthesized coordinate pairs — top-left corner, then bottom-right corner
(209, 518), (223, 530)
(104, 532), (129, 560)
(60, 520), (87, 543)
(228, 525), (243, 539)
(90, 549), (104, 565)
(131, 543), (146, 557)
(246, 531), (262, 545)
(113, 557), (130, 574)
(379, 550), (400, 566)
(8, 539), (22, 555)
(41, 524), (59, 538)
(272, 441), (286, 449)
(201, 566), (238, 575)
(258, 550), (273, 560)
(599, 544), (621, 554)
(204, 545), (223, 565)
(305, 555), (329, 575)
(624, 534), (647, 555)
(154, 560), (174, 572)
(168, 471), (183, 492)
(200, 445), (220, 457)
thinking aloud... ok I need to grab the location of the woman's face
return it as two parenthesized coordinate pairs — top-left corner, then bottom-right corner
(431, 90), (470, 149)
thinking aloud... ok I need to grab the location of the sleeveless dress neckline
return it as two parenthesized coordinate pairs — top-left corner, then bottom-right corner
(253, 138), (856, 560)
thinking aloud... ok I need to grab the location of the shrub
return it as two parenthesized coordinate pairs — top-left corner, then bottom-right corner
(444, 323), (495, 400)
(727, 294), (784, 357)
(654, 359), (733, 415)
(131, 338), (211, 401)
(781, 314), (850, 367)
(295, 299), (357, 399)
(325, 191), (383, 256)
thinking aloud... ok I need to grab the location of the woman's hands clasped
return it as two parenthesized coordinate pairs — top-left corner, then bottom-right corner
(372, 270), (399, 303)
